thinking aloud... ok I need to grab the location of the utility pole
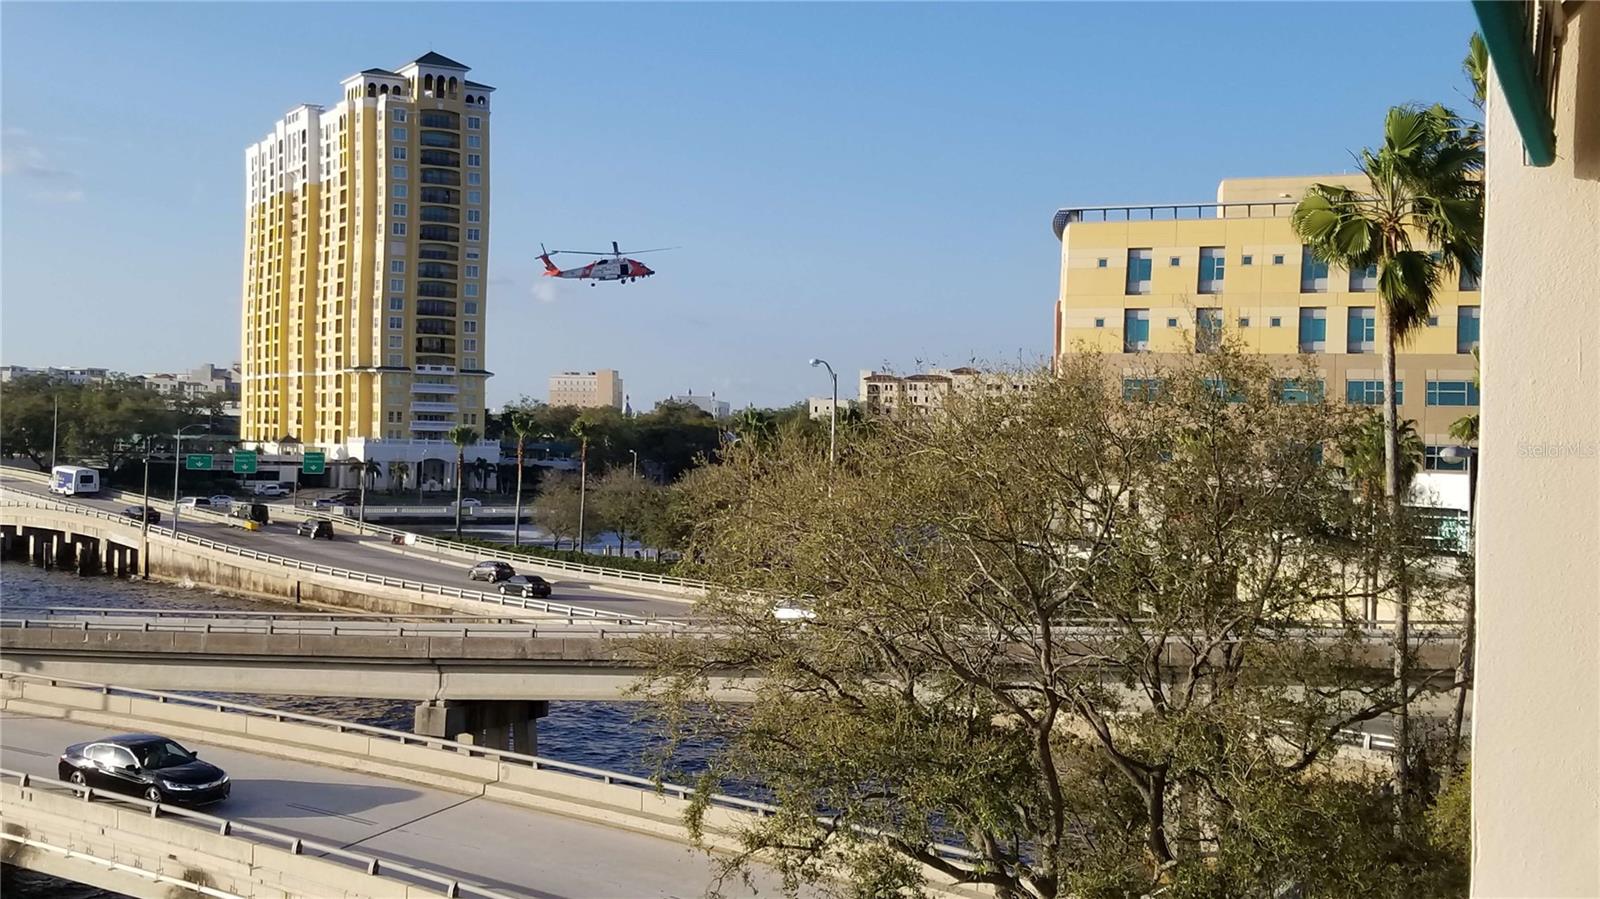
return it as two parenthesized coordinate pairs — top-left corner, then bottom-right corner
(171, 424), (209, 536)
(50, 395), (59, 469)
(576, 436), (589, 555)
(140, 436), (153, 579)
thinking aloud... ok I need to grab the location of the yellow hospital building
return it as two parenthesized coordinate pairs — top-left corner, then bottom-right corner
(1051, 175), (1482, 472)
(239, 52), (498, 482)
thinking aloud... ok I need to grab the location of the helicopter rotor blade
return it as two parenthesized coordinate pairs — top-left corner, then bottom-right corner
(619, 247), (680, 255)
(549, 249), (613, 256)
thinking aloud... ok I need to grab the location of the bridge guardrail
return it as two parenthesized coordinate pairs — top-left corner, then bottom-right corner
(0, 765), (518, 899)
(4, 466), (713, 596)
(0, 494), (678, 627)
(0, 615), (711, 639)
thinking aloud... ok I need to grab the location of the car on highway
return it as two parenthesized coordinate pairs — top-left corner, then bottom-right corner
(176, 497), (212, 510)
(296, 519), (335, 540)
(309, 498), (339, 510)
(121, 505), (162, 524)
(58, 734), (229, 805)
(251, 482), (290, 497)
(468, 560), (515, 582)
(451, 497), (483, 509)
(208, 495), (234, 509)
(498, 574), (553, 598)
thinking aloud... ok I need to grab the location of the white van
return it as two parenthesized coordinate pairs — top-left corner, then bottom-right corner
(49, 466), (101, 496)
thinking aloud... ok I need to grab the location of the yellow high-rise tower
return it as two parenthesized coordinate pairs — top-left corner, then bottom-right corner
(240, 52), (496, 483)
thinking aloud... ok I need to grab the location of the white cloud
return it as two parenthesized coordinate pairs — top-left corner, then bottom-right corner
(1, 129), (85, 199)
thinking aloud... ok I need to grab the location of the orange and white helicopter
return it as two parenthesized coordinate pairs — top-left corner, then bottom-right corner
(539, 241), (674, 286)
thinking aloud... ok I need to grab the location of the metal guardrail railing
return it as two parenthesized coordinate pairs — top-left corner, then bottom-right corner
(0, 493), (675, 627)
(0, 615), (709, 640)
(1, 671), (778, 820)
(0, 765), (518, 898)
(1, 465), (712, 595)
(0, 830), (245, 898)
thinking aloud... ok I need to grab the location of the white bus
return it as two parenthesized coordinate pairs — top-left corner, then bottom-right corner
(50, 465), (101, 496)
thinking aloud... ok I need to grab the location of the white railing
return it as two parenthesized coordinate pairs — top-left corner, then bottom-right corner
(3, 464), (715, 595)
(0, 613), (714, 640)
(0, 765), (518, 898)
(0, 493), (675, 626)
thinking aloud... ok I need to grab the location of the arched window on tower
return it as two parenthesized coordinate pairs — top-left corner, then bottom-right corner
(447, 77), (457, 96)
(424, 74), (434, 94)
(367, 84), (377, 98)
(465, 94), (475, 105)
(380, 84), (389, 94)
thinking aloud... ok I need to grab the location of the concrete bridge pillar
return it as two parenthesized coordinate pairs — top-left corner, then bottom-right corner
(413, 700), (550, 754)
(75, 536), (100, 576)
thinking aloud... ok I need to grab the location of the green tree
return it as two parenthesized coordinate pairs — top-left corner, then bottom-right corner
(446, 425), (479, 539)
(1463, 32), (1488, 110)
(532, 471), (588, 550)
(641, 351), (1463, 898)
(0, 374), (70, 469)
(1292, 104), (1482, 802)
(591, 469), (661, 555)
(1448, 347), (1481, 445)
(389, 460), (410, 493)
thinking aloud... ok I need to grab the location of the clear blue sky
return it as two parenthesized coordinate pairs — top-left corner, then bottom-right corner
(1, 2), (1479, 409)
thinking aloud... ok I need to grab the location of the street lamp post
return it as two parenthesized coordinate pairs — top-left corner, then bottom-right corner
(808, 358), (838, 465)
(628, 449), (639, 479)
(577, 436), (589, 554)
(50, 395), (60, 470)
(170, 424), (210, 535)
(140, 435), (154, 579)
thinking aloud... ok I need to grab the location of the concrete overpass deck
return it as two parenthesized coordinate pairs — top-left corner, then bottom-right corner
(0, 473), (694, 622)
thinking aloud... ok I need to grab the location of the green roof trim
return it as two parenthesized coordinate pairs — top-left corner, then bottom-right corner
(1471, 0), (1557, 166)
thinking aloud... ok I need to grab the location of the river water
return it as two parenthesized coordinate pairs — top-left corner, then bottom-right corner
(0, 564), (694, 778)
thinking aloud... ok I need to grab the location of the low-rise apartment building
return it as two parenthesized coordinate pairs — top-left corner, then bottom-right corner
(548, 369), (624, 409)
(859, 367), (1034, 415)
(1051, 174), (1481, 471)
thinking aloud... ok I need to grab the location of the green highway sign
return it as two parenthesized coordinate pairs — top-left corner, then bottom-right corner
(184, 454), (213, 471)
(302, 451), (326, 475)
(232, 451), (258, 474)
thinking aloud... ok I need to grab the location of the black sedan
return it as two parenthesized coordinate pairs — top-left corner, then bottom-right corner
(121, 505), (161, 524)
(498, 574), (553, 598)
(59, 734), (229, 805)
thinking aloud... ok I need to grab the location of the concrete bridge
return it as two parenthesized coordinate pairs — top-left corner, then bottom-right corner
(0, 672), (977, 898)
(0, 476), (691, 623)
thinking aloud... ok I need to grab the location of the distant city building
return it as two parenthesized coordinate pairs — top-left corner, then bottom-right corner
(807, 395), (855, 421)
(549, 369), (624, 409)
(0, 366), (115, 385)
(664, 392), (730, 419)
(239, 52), (499, 484)
(859, 367), (1034, 414)
(137, 363), (241, 401)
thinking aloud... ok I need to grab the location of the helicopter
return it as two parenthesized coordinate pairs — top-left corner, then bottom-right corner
(539, 241), (675, 286)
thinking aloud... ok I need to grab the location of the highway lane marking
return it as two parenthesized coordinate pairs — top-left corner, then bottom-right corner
(0, 742), (56, 758)
(284, 802), (378, 825)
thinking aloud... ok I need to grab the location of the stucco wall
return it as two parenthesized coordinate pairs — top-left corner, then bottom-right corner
(1471, 6), (1600, 896)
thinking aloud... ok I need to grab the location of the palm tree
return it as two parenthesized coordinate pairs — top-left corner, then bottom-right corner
(389, 460), (410, 493)
(471, 457), (492, 492)
(1293, 103), (1483, 807)
(1463, 32), (1488, 110)
(507, 410), (540, 546)
(571, 420), (591, 553)
(446, 425), (480, 539)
